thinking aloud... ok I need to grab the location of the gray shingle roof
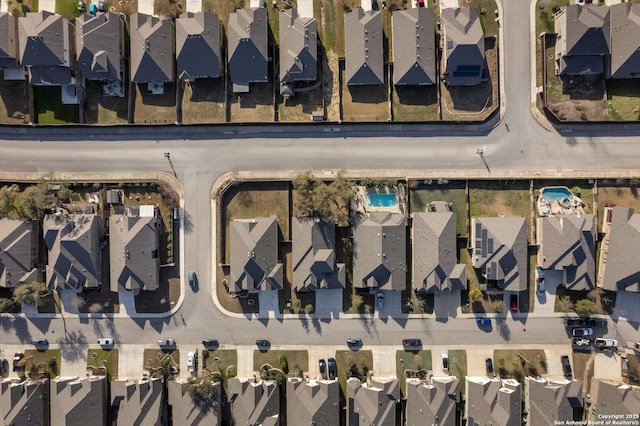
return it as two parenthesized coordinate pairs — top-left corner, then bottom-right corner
(279, 8), (317, 95)
(347, 377), (399, 426)
(588, 379), (640, 422)
(228, 378), (280, 425)
(228, 7), (268, 87)
(555, 5), (610, 75)
(230, 217), (283, 293)
(412, 211), (466, 293)
(0, 378), (47, 426)
(75, 13), (124, 82)
(176, 11), (221, 81)
(602, 207), (640, 292)
(392, 8), (436, 86)
(537, 215), (595, 291)
(168, 379), (221, 425)
(0, 13), (18, 69)
(441, 7), (484, 86)
(526, 377), (583, 426)
(109, 214), (159, 293)
(18, 11), (73, 85)
(286, 378), (340, 426)
(292, 217), (345, 291)
(130, 13), (174, 83)
(610, 3), (640, 79)
(345, 8), (384, 86)
(110, 378), (165, 426)
(0, 218), (39, 289)
(51, 376), (107, 426)
(44, 213), (102, 290)
(353, 212), (407, 291)
(406, 376), (459, 426)
(471, 217), (528, 292)
(466, 377), (521, 426)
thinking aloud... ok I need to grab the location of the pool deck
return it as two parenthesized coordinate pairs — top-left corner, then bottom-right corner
(537, 187), (585, 216)
(352, 186), (406, 215)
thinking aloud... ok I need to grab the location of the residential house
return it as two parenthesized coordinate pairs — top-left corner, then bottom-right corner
(392, 8), (436, 86)
(110, 377), (166, 426)
(412, 203), (466, 293)
(18, 11), (75, 85)
(465, 377), (521, 426)
(279, 8), (317, 96)
(228, 378), (280, 425)
(75, 12), (125, 82)
(525, 377), (583, 426)
(405, 376), (459, 426)
(0, 218), (39, 289)
(601, 207), (640, 292)
(353, 212), (406, 291)
(229, 217), (283, 294)
(168, 379), (221, 425)
(292, 217), (345, 292)
(109, 210), (160, 294)
(176, 11), (222, 81)
(470, 217), (528, 292)
(610, 3), (640, 79)
(50, 376), (107, 426)
(587, 379), (640, 422)
(287, 378), (340, 426)
(536, 215), (596, 290)
(441, 7), (485, 85)
(554, 4), (610, 76)
(44, 213), (102, 290)
(130, 14), (174, 84)
(344, 8), (384, 86)
(346, 377), (399, 426)
(0, 13), (19, 72)
(0, 378), (48, 426)
(227, 7), (268, 93)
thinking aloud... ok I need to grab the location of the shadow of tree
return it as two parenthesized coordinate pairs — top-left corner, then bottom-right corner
(59, 330), (88, 362)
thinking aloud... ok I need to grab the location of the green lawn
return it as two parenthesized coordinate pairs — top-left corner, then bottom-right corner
(535, 0), (569, 36)
(607, 80), (640, 121)
(24, 349), (61, 378)
(56, 0), (82, 19)
(396, 350), (431, 397)
(34, 86), (80, 124)
(448, 350), (467, 395)
(410, 182), (467, 235)
(469, 181), (531, 219)
(494, 349), (546, 383)
(253, 350), (308, 374)
(335, 350), (373, 395)
(87, 349), (119, 380)
(203, 349), (237, 390)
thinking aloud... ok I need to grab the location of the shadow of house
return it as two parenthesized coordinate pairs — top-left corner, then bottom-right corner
(392, 8), (436, 86)
(75, 13), (124, 83)
(228, 378), (279, 425)
(441, 7), (484, 87)
(344, 8), (383, 86)
(465, 377), (521, 426)
(0, 218), (40, 290)
(525, 377), (583, 426)
(0, 378), (48, 426)
(287, 378), (339, 426)
(50, 376), (107, 426)
(228, 8), (268, 93)
(279, 8), (317, 97)
(168, 379), (221, 425)
(405, 376), (459, 426)
(176, 11), (222, 82)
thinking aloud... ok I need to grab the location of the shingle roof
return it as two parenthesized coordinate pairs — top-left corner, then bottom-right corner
(228, 378), (280, 425)
(110, 378), (165, 426)
(292, 217), (345, 291)
(0, 218), (38, 289)
(602, 207), (640, 292)
(353, 212), (407, 291)
(176, 11), (221, 81)
(526, 377), (583, 426)
(51, 376), (107, 426)
(466, 377), (521, 426)
(44, 214), (102, 290)
(0, 13), (18, 69)
(610, 3), (640, 79)
(406, 376), (459, 426)
(537, 215), (595, 290)
(168, 379), (221, 425)
(279, 8), (317, 94)
(109, 214), (160, 293)
(75, 13), (124, 82)
(0, 378), (47, 426)
(392, 8), (436, 86)
(471, 217), (528, 291)
(228, 7), (268, 87)
(588, 379), (640, 422)
(345, 8), (384, 85)
(347, 377), (399, 426)
(230, 217), (283, 293)
(441, 7), (484, 86)
(286, 378), (340, 426)
(412, 210), (466, 292)
(130, 13), (174, 83)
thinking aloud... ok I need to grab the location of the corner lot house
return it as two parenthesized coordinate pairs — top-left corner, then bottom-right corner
(405, 376), (459, 426)
(0, 218), (39, 289)
(344, 8), (383, 86)
(176, 11), (222, 82)
(75, 13), (124, 83)
(440, 7), (484, 86)
(392, 8), (436, 86)
(525, 377), (583, 426)
(228, 378), (280, 425)
(287, 378), (339, 426)
(130, 14), (174, 86)
(465, 377), (521, 426)
(347, 377), (399, 426)
(228, 7), (268, 93)
(601, 207), (640, 292)
(279, 8), (317, 96)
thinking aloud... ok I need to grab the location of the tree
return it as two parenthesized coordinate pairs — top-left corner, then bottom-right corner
(348, 291), (363, 314)
(18, 183), (55, 220)
(13, 282), (50, 307)
(0, 297), (20, 313)
(293, 170), (320, 217)
(0, 185), (20, 218)
(469, 288), (483, 302)
(575, 299), (596, 316)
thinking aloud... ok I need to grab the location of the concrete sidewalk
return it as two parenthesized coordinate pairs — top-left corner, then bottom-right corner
(39, 0), (56, 12)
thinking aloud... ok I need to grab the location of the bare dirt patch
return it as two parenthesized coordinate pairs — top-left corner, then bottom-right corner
(392, 85), (439, 122)
(85, 81), (128, 124)
(180, 79), (226, 124)
(229, 82), (275, 123)
(0, 78), (29, 124)
(341, 82), (390, 122)
(133, 83), (177, 124)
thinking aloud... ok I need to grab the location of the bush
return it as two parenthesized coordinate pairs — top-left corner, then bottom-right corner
(575, 299), (596, 316)
(469, 288), (483, 302)
(291, 299), (302, 314)
(279, 356), (289, 374)
(492, 300), (505, 313)
(304, 304), (313, 314)
(47, 357), (58, 374)
(0, 297), (20, 313)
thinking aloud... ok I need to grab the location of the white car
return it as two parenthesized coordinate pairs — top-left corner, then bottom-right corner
(187, 352), (195, 372)
(594, 338), (618, 349)
(441, 353), (449, 371)
(98, 338), (114, 347)
(572, 328), (593, 337)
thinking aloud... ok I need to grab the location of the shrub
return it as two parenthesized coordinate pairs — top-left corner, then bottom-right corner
(304, 304), (313, 314)
(575, 299), (596, 316)
(469, 288), (483, 302)
(279, 356), (289, 374)
(291, 299), (302, 314)
(492, 300), (505, 313)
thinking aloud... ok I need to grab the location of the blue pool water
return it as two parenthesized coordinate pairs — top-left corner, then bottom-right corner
(542, 187), (572, 201)
(366, 193), (397, 207)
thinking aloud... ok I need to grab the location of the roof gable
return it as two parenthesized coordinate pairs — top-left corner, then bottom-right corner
(176, 11), (221, 80)
(228, 7), (268, 85)
(345, 8), (384, 85)
(130, 13), (174, 83)
(75, 13), (123, 81)
(392, 8), (436, 85)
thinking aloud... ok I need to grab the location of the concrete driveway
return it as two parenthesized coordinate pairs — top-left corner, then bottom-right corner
(137, 0), (154, 15)
(39, 0), (56, 12)
(315, 289), (342, 319)
(434, 290), (461, 319)
(186, 0), (201, 12)
(533, 270), (563, 315)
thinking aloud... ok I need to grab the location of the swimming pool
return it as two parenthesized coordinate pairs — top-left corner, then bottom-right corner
(541, 186), (572, 202)
(366, 193), (397, 208)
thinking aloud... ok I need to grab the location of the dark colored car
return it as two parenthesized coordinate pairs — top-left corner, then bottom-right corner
(402, 339), (422, 348)
(319, 359), (326, 379)
(476, 317), (491, 326)
(327, 358), (337, 380)
(485, 357), (494, 374)
(188, 271), (197, 288)
(202, 339), (219, 349)
(561, 355), (572, 379)
(347, 339), (362, 347)
(566, 318), (601, 327)
(31, 338), (48, 346)
(510, 295), (518, 314)
(256, 339), (270, 348)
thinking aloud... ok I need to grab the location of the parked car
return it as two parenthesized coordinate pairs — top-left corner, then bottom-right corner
(188, 271), (197, 288)
(510, 295), (518, 314)
(572, 338), (593, 352)
(256, 339), (270, 348)
(187, 352), (195, 372)
(327, 358), (337, 380)
(402, 339), (422, 348)
(441, 353), (449, 372)
(535, 267), (545, 294)
(347, 339), (362, 347)
(561, 355), (572, 379)
(485, 357), (493, 374)
(319, 359), (326, 379)
(476, 317), (491, 326)
(13, 353), (24, 372)
(157, 338), (175, 347)
(202, 339), (218, 349)
(31, 338), (48, 346)
(572, 328), (593, 337)
(594, 338), (618, 349)
(376, 292), (384, 309)
(634, 342), (640, 352)
(98, 338), (114, 347)
(566, 318), (599, 327)
(97, 0), (105, 12)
